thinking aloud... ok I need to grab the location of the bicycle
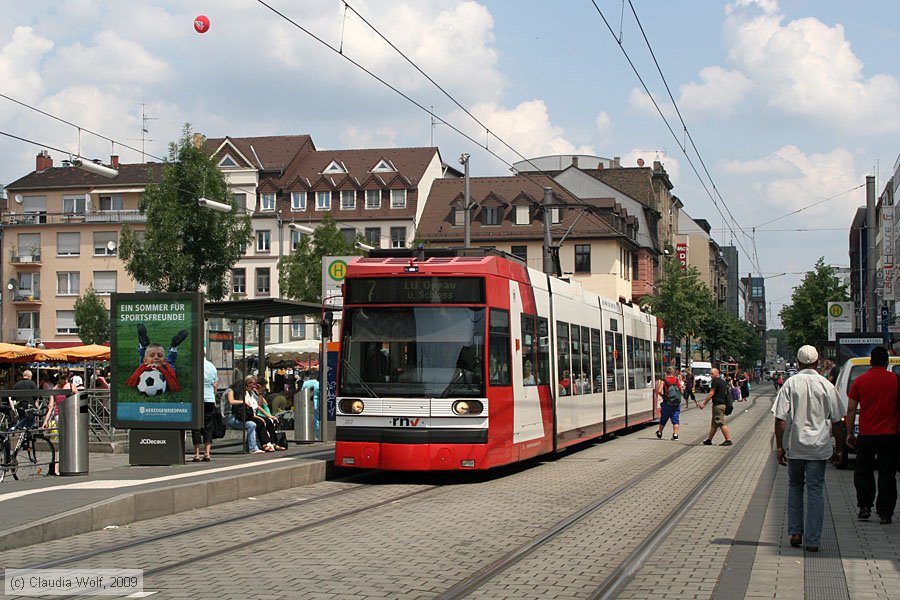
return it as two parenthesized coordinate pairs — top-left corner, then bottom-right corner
(0, 404), (57, 483)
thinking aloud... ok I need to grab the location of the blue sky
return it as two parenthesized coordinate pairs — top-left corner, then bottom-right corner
(2, 0), (899, 327)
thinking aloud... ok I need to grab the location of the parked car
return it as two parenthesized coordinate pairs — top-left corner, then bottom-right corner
(832, 356), (900, 468)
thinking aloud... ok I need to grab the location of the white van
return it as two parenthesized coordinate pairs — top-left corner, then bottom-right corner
(691, 361), (713, 393)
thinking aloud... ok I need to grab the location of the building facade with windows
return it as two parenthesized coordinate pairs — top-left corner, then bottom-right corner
(1, 152), (161, 346)
(416, 174), (640, 302)
(0, 136), (451, 347)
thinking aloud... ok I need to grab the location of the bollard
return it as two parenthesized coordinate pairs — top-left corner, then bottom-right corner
(293, 388), (316, 442)
(58, 392), (89, 475)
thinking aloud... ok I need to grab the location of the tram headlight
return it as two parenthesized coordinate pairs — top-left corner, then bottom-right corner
(452, 400), (483, 415)
(339, 399), (365, 414)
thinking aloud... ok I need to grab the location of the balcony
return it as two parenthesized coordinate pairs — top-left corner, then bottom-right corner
(12, 291), (41, 303)
(10, 329), (40, 343)
(1, 210), (146, 226)
(10, 253), (42, 266)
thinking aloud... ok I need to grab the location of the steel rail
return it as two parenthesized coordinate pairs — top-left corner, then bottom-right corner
(435, 396), (763, 600)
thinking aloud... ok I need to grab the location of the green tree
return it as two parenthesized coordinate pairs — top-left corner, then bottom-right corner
(779, 258), (849, 350)
(640, 257), (712, 361)
(73, 285), (109, 344)
(119, 126), (252, 300)
(697, 302), (734, 363)
(278, 214), (364, 302)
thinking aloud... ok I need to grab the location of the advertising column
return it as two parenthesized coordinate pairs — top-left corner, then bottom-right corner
(110, 293), (204, 465)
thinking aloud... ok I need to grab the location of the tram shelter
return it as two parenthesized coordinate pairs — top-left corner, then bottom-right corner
(203, 298), (332, 440)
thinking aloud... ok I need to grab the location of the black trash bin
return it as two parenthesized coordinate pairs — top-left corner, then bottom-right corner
(58, 392), (89, 475)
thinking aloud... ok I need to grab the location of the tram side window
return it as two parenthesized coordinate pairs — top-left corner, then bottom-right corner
(537, 317), (550, 386)
(557, 321), (571, 395)
(605, 331), (615, 392)
(591, 328), (602, 394)
(627, 335), (637, 390)
(581, 326), (592, 394)
(571, 326), (582, 395)
(489, 309), (511, 386)
(614, 333), (625, 390)
(642, 339), (651, 387)
(521, 314), (537, 386)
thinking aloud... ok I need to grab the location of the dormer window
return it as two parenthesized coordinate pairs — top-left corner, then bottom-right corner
(371, 159), (396, 173)
(261, 193), (276, 212)
(453, 208), (465, 227)
(322, 160), (347, 174)
(514, 205), (529, 225)
(482, 206), (500, 226)
(218, 155), (238, 168)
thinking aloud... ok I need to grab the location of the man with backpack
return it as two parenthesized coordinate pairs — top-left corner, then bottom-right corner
(655, 366), (684, 441)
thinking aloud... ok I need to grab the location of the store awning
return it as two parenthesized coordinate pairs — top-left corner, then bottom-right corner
(204, 298), (323, 321)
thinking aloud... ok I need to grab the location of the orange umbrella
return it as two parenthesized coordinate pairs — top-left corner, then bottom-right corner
(32, 348), (68, 362)
(63, 344), (110, 362)
(0, 342), (40, 361)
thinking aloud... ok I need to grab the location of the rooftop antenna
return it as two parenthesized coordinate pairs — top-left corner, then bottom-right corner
(127, 100), (156, 162)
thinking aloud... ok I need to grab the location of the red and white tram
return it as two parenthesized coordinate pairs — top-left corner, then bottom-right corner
(334, 248), (663, 471)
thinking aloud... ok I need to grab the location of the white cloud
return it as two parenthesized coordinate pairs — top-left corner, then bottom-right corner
(595, 111), (611, 134)
(339, 125), (399, 149)
(44, 30), (171, 84)
(724, 145), (862, 226)
(724, 2), (900, 132)
(463, 99), (593, 164)
(0, 27), (53, 102)
(677, 66), (752, 117)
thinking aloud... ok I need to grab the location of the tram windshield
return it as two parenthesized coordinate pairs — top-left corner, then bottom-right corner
(339, 306), (486, 398)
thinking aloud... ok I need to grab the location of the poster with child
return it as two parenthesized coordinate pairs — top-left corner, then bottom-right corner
(110, 293), (204, 430)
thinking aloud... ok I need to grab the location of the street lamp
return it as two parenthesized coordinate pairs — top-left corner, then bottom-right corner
(355, 241), (375, 252)
(197, 197), (234, 212)
(287, 222), (316, 235)
(71, 157), (118, 178)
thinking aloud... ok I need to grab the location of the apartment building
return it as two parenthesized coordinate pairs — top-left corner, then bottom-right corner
(416, 173), (641, 302)
(1, 136), (450, 347)
(2, 151), (161, 347)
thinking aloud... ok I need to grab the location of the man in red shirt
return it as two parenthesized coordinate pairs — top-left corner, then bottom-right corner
(846, 346), (900, 524)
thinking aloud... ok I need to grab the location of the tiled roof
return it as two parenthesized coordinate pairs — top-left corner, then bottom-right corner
(6, 163), (165, 191)
(278, 147), (439, 189)
(417, 175), (630, 244)
(204, 135), (315, 172)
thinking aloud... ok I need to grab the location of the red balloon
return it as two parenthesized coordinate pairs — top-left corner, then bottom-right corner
(194, 15), (210, 34)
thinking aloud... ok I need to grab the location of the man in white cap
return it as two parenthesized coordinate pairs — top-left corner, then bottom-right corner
(772, 345), (842, 552)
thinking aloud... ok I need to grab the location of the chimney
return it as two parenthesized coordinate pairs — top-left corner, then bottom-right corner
(110, 155), (119, 168)
(613, 156), (621, 168)
(571, 156), (579, 168)
(36, 150), (53, 172)
(192, 133), (203, 149)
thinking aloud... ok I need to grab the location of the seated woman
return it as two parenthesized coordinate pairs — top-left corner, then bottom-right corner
(255, 395), (285, 450)
(222, 385), (262, 454)
(233, 376), (283, 452)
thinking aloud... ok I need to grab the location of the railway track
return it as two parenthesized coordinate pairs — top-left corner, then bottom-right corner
(437, 397), (769, 600)
(2, 395), (772, 600)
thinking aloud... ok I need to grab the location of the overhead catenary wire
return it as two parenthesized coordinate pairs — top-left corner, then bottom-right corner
(0, 92), (166, 163)
(253, 0), (629, 241)
(587, 0), (761, 275)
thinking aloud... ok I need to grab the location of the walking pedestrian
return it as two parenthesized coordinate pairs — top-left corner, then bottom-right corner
(846, 346), (900, 524)
(655, 367), (683, 440)
(191, 354), (218, 462)
(699, 367), (733, 446)
(683, 367), (696, 408)
(773, 345), (842, 552)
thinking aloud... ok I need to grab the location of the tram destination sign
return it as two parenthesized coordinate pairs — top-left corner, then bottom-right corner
(345, 277), (485, 304)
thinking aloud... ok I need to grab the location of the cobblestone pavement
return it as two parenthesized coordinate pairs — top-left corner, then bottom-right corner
(12, 391), (894, 600)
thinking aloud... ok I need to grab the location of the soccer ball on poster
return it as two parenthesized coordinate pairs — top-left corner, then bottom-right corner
(136, 369), (168, 397)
